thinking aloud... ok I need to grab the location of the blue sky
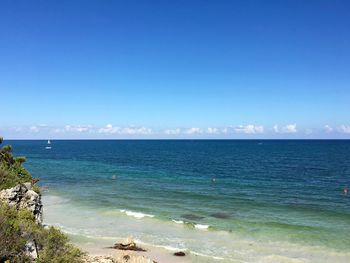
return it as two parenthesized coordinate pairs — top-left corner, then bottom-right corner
(0, 0), (349, 139)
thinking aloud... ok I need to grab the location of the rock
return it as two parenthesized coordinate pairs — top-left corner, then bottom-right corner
(112, 236), (146, 252)
(0, 183), (43, 224)
(174, 251), (186, 256)
(112, 242), (146, 252)
(25, 240), (38, 259)
(23, 182), (32, 190)
(210, 212), (231, 219)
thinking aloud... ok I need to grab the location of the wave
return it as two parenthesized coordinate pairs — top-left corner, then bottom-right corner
(171, 219), (211, 231)
(119, 209), (155, 219)
(46, 222), (224, 261)
(135, 239), (227, 261)
(171, 219), (184, 224)
(139, 241), (184, 252)
(194, 224), (210, 230)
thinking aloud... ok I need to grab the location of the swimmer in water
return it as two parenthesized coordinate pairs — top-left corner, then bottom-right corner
(111, 175), (117, 180)
(344, 188), (348, 195)
(212, 178), (216, 182)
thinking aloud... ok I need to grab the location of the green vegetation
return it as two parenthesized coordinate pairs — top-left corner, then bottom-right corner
(0, 137), (85, 263)
(0, 203), (32, 262)
(36, 227), (85, 263)
(0, 138), (36, 191)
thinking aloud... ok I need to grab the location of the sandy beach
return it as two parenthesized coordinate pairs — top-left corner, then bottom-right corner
(79, 238), (192, 263)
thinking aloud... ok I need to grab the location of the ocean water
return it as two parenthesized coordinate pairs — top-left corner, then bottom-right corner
(7, 140), (350, 262)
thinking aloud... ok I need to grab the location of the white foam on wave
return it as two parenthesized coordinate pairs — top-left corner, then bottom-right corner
(172, 219), (184, 224)
(119, 209), (154, 219)
(194, 224), (209, 230)
(135, 238), (227, 261)
(135, 239), (183, 254)
(155, 245), (182, 252)
(190, 251), (225, 260)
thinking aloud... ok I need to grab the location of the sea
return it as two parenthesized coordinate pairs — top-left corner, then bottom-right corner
(7, 140), (350, 262)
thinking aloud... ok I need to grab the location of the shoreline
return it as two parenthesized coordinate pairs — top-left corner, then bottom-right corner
(42, 193), (350, 263)
(66, 233), (194, 263)
(79, 241), (193, 263)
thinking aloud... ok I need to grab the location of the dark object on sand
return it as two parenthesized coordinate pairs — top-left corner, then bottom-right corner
(112, 241), (146, 252)
(174, 251), (186, 256)
(210, 212), (230, 219)
(181, 213), (204, 220)
(123, 255), (130, 261)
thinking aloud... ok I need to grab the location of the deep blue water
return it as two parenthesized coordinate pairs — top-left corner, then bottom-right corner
(5, 140), (350, 261)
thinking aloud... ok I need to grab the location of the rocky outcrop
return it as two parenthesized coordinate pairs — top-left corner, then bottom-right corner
(112, 237), (146, 252)
(0, 183), (43, 224)
(210, 212), (231, 219)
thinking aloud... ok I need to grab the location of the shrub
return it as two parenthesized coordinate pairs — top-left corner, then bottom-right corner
(0, 141), (37, 191)
(0, 203), (32, 263)
(0, 138), (85, 263)
(0, 203), (85, 263)
(36, 226), (85, 263)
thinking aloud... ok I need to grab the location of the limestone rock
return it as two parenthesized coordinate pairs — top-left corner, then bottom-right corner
(25, 240), (38, 259)
(0, 183), (43, 224)
(112, 237), (146, 252)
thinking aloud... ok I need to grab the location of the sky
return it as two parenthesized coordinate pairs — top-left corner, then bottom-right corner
(0, 0), (349, 139)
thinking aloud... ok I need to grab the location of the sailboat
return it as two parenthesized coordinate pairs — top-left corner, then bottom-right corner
(45, 140), (52, 149)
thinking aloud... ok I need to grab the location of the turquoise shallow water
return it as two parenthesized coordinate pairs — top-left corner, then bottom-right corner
(7, 140), (350, 262)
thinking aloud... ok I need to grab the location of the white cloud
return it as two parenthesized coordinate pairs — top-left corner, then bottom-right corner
(324, 125), (333, 133)
(184, 128), (203, 135)
(54, 125), (92, 133)
(121, 127), (152, 135)
(165, 127), (219, 135)
(206, 127), (219, 134)
(222, 127), (229, 134)
(273, 124), (297, 134)
(234, 125), (264, 134)
(164, 128), (181, 135)
(64, 125), (91, 133)
(98, 124), (118, 134)
(27, 124), (48, 133)
(98, 124), (152, 135)
(283, 124), (297, 133)
(305, 129), (313, 135)
(337, 125), (350, 134)
(14, 123), (349, 138)
(164, 127), (220, 135)
(29, 126), (39, 133)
